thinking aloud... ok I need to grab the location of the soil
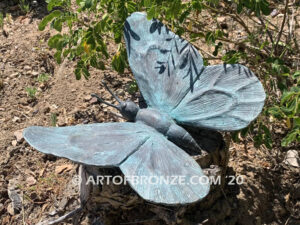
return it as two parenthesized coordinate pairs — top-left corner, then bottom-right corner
(0, 2), (299, 225)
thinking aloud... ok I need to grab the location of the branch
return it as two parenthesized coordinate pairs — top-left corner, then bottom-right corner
(203, 3), (252, 35)
(258, 17), (274, 45)
(275, 0), (289, 54)
(36, 207), (84, 225)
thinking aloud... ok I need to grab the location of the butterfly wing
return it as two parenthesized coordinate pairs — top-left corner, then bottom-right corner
(25, 123), (210, 204)
(170, 64), (266, 130)
(23, 122), (153, 167)
(124, 12), (265, 131)
(120, 134), (210, 205)
(124, 12), (204, 113)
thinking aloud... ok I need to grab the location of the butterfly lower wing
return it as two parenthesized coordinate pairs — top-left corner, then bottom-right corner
(119, 134), (210, 205)
(23, 122), (153, 167)
(25, 122), (210, 204)
(124, 12), (204, 113)
(170, 64), (266, 130)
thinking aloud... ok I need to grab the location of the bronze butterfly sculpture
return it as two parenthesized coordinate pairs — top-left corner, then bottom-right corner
(24, 12), (265, 224)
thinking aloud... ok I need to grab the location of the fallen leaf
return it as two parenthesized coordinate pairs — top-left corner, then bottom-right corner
(13, 129), (24, 143)
(55, 164), (73, 174)
(26, 176), (37, 186)
(7, 203), (15, 216)
(11, 140), (17, 147)
(39, 168), (45, 177)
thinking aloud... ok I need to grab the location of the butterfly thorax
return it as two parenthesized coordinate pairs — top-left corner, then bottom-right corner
(135, 108), (203, 154)
(135, 108), (174, 134)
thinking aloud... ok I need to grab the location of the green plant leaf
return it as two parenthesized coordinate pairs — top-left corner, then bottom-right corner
(262, 125), (272, 149)
(53, 18), (63, 32)
(281, 129), (298, 147)
(281, 91), (295, 105)
(268, 106), (284, 119)
(47, 0), (66, 11)
(260, 0), (271, 16)
(292, 71), (300, 80)
(39, 10), (62, 31)
(75, 68), (81, 80)
(293, 118), (300, 128)
(90, 55), (105, 70)
(192, 0), (202, 11)
(112, 53), (125, 74)
(127, 80), (139, 94)
(147, 5), (156, 20)
(54, 51), (62, 64)
(82, 67), (90, 79)
(143, 0), (151, 7)
(50, 113), (57, 127)
(237, 2), (243, 14)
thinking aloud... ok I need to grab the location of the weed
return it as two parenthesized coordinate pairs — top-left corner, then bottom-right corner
(25, 87), (37, 99)
(36, 73), (50, 83)
(19, 0), (30, 14)
(0, 13), (3, 30)
(50, 113), (57, 127)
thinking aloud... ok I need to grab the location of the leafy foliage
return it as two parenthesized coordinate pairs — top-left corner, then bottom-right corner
(127, 80), (139, 95)
(19, 0), (30, 13)
(40, 0), (299, 147)
(269, 84), (300, 146)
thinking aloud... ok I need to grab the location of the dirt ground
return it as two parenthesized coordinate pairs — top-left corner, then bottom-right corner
(0, 2), (299, 225)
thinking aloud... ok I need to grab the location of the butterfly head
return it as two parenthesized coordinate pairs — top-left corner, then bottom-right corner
(117, 101), (139, 121)
(92, 81), (140, 121)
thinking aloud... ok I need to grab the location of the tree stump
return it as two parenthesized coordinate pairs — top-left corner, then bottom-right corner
(80, 127), (231, 225)
(34, 96), (233, 225)
(67, 97), (232, 225)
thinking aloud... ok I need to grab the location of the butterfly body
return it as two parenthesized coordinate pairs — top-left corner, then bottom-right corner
(135, 107), (202, 153)
(118, 100), (202, 153)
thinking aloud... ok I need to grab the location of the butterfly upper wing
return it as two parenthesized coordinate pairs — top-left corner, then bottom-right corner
(120, 134), (210, 205)
(23, 122), (152, 167)
(170, 64), (266, 130)
(124, 12), (265, 131)
(124, 12), (204, 113)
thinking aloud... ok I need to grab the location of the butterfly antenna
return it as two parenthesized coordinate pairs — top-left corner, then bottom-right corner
(101, 81), (122, 104)
(91, 94), (119, 110)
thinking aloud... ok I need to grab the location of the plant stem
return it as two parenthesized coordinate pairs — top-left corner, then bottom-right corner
(203, 3), (252, 35)
(259, 17), (274, 45)
(275, 0), (289, 54)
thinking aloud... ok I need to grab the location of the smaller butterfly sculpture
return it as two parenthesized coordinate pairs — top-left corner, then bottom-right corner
(24, 12), (265, 207)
